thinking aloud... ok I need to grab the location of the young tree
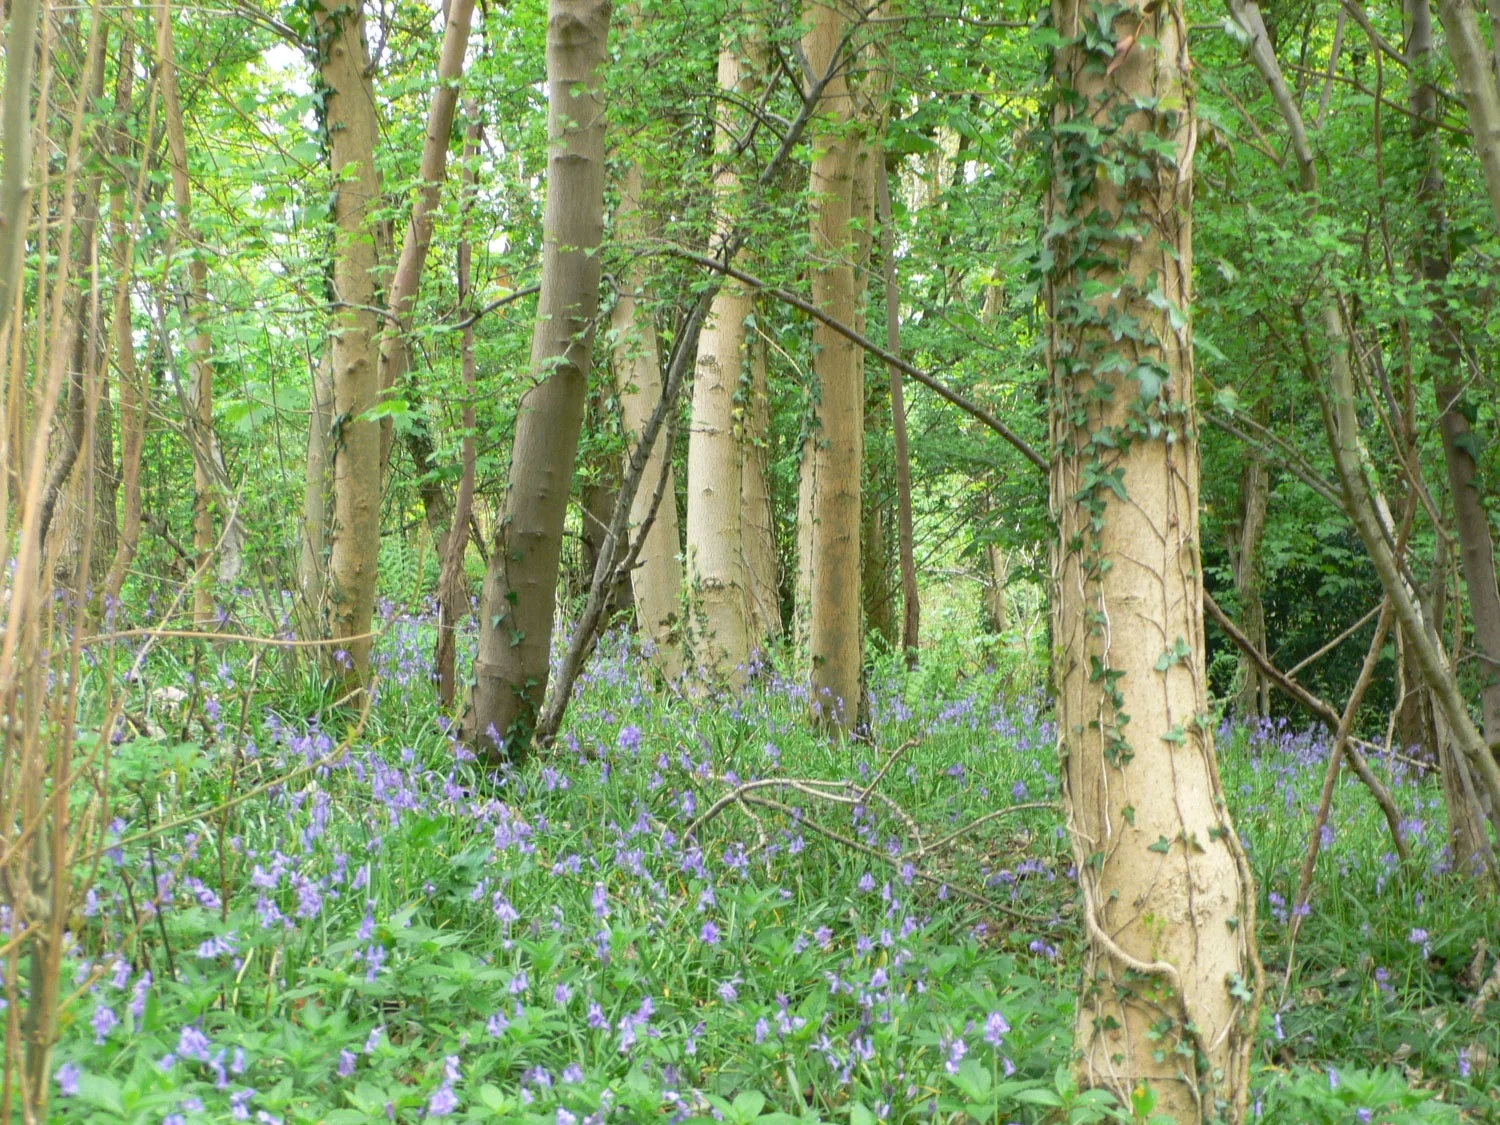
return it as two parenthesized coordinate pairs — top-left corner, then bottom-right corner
(374, 0), (477, 491)
(1046, 0), (1261, 1115)
(1229, 450), (1269, 717)
(101, 18), (147, 611)
(875, 157), (918, 665)
(686, 23), (764, 688)
(157, 0), (242, 625)
(317, 0), (384, 683)
(802, 0), (862, 731)
(1410, 0), (1500, 766)
(611, 162), (684, 676)
(436, 109), (483, 709)
(466, 0), (612, 759)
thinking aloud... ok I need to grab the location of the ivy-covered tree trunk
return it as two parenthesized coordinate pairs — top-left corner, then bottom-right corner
(317, 0), (384, 682)
(1045, 0), (1261, 1117)
(611, 162), (683, 676)
(686, 25), (761, 688)
(465, 0), (611, 760)
(803, 0), (862, 732)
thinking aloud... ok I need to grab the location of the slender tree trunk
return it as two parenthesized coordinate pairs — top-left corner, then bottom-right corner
(1426, 537), (1491, 868)
(317, 0), (384, 682)
(876, 158), (918, 665)
(1230, 452), (1269, 718)
(465, 0), (611, 760)
(101, 231), (144, 612)
(741, 315), (781, 650)
(299, 348), (334, 624)
(1435, 0), (1500, 238)
(793, 429), (814, 657)
(435, 109), (482, 709)
(374, 0), (477, 490)
(985, 541), (1008, 634)
(55, 32), (110, 598)
(156, 0), (224, 626)
(803, 0), (862, 732)
(685, 26), (762, 688)
(577, 424), (630, 612)
(612, 162), (683, 675)
(854, 137), (895, 651)
(1410, 0), (1500, 755)
(0, 0), (40, 350)
(1047, 0), (1261, 1116)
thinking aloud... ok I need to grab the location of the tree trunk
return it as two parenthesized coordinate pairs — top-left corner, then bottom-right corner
(985, 542), (1008, 635)
(101, 198), (145, 611)
(100, 17), (147, 618)
(577, 426), (630, 613)
(299, 348), (334, 626)
(465, 0), (611, 760)
(156, 0), (224, 626)
(1229, 453), (1269, 718)
(0, 0), (40, 350)
(803, 0), (862, 732)
(793, 429), (814, 658)
(854, 137), (895, 652)
(611, 162), (683, 676)
(435, 109), (483, 710)
(741, 313), (781, 651)
(1047, 0), (1261, 1116)
(374, 0), (477, 487)
(317, 0), (384, 683)
(55, 32), (112, 598)
(1435, 0), (1500, 239)
(1410, 0), (1500, 755)
(876, 158), (919, 666)
(685, 27), (762, 688)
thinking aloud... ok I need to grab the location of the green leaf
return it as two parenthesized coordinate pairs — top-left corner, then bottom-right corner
(76, 1073), (126, 1116)
(1147, 836), (1172, 854)
(732, 1090), (767, 1120)
(1016, 1086), (1065, 1107)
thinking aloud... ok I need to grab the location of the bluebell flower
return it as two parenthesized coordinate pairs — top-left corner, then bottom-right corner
(55, 1062), (80, 1097)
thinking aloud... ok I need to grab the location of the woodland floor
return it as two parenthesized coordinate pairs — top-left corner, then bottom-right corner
(47, 604), (1500, 1124)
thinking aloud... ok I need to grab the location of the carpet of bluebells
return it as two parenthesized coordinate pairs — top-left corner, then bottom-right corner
(41, 605), (1500, 1124)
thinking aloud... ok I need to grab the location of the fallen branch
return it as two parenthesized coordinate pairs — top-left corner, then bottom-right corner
(684, 753), (1058, 928)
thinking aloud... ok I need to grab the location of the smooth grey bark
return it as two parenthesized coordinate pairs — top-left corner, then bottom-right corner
(465, 0), (612, 760)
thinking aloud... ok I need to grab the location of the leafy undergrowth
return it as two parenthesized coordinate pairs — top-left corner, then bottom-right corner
(44, 611), (1500, 1124)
